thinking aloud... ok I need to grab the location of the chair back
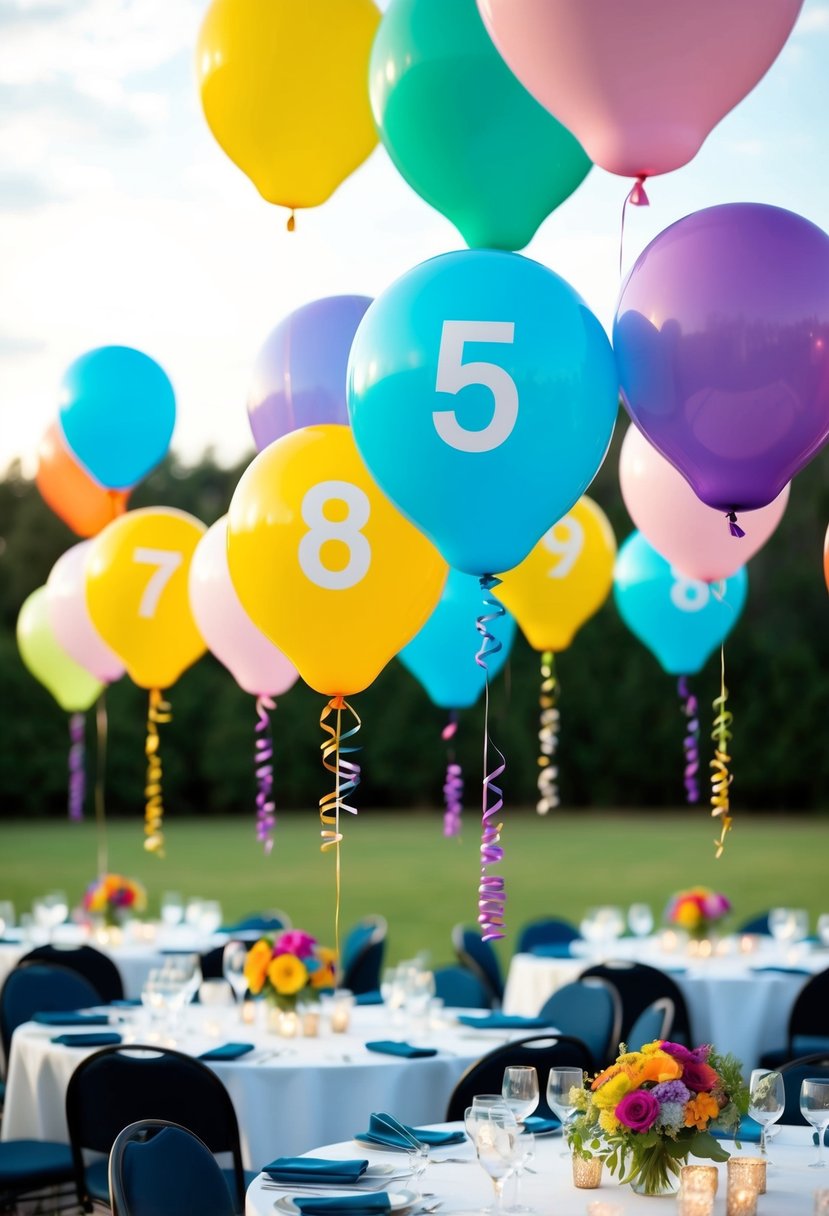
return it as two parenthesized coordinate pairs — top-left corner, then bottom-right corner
(341, 916), (387, 995)
(445, 1034), (594, 1121)
(19, 944), (124, 1003)
(737, 912), (772, 936)
(66, 1044), (246, 1211)
(451, 925), (503, 1006)
(433, 966), (491, 1009)
(0, 963), (101, 1062)
(109, 1119), (236, 1216)
(516, 918), (579, 955)
(578, 960), (693, 1046)
(778, 1053), (829, 1124)
(787, 967), (829, 1057)
(626, 997), (674, 1051)
(537, 979), (621, 1068)
(220, 910), (292, 934)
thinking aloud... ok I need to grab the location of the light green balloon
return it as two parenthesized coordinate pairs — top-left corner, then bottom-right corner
(370, 0), (591, 251)
(17, 586), (103, 712)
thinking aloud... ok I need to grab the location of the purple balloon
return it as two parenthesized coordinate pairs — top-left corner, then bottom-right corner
(614, 203), (829, 513)
(247, 295), (373, 452)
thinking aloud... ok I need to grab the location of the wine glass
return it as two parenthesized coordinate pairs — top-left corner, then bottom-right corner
(501, 1066), (539, 1125)
(748, 1069), (784, 1157)
(546, 1067), (584, 1156)
(222, 941), (250, 1009)
(505, 1130), (535, 1213)
(0, 900), (15, 938)
(199, 900), (223, 935)
(628, 903), (654, 939)
(801, 1078), (829, 1167)
(768, 907), (795, 946)
(160, 891), (184, 929)
(468, 1105), (520, 1214)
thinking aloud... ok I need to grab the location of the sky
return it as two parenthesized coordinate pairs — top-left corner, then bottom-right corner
(1, 0), (829, 478)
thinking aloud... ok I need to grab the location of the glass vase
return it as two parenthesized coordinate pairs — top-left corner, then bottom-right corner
(628, 1145), (681, 1196)
(267, 1004), (299, 1037)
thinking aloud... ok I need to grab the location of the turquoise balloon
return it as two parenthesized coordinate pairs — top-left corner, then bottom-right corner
(370, 0), (591, 251)
(399, 568), (517, 709)
(613, 532), (748, 676)
(59, 346), (176, 490)
(347, 249), (619, 576)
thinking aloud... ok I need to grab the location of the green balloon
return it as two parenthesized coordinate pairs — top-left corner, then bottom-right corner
(17, 586), (103, 712)
(370, 0), (591, 251)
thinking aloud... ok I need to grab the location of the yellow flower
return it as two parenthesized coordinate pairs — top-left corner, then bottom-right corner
(674, 902), (702, 930)
(267, 954), (308, 996)
(244, 940), (272, 996)
(616, 1051), (645, 1068)
(684, 1093), (719, 1131)
(598, 1108), (621, 1134)
(592, 1073), (634, 1111)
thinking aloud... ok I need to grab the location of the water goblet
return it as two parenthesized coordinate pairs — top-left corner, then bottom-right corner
(184, 898), (204, 931)
(501, 1067), (539, 1125)
(0, 900), (15, 938)
(199, 899), (223, 935)
(801, 1078), (829, 1167)
(748, 1069), (784, 1158)
(768, 907), (795, 946)
(468, 1105), (520, 1215)
(406, 1143), (430, 1199)
(546, 1066), (584, 1156)
(160, 891), (184, 928)
(628, 902), (654, 938)
(505, 1130), (534, 1214)
(222, 941), (250, 1012)
(817, 914), (829, 948)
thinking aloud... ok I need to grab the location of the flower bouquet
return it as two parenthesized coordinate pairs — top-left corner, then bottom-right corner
(82, 874), (147, 927)
(243, 930), (337, 1011)
(567, 1039), (748, 1196)
(665, 887), (731, 940)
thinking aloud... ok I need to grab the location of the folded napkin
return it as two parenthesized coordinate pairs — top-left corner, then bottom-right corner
(358, 1113), (465, 1149)
(355, 990), (384, 1006)
(294, 1195), (390, 1216)
(711, 1117), (762, 1144)
(33, 1011), (109, 1027)
(110, 998), (142, 1007)
(528, 943), (573, 958)
(456, 1013), (553, 1030)
(199, 1041), (256, 1061)
(523, 1115), (561, 1135)
(263, 1158), (369, 1186)
(364, 1041), (437, 1059)
(751, 966), (813, 976)
(51, 1031), (122, 1047)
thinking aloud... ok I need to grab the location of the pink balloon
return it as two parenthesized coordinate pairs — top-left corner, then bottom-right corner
(477, 0), (802, 178)
(46, 542), (125, 684)
(188, 516), (299, 697)
(619, 425), (790, 582)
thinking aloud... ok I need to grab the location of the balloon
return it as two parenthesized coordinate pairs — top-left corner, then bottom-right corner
(189, 517), (300, 697)
(824, 524), (829, 596)
(86, 508), (207, 689)
(58, 346), (176, 490)
(227, 424), (448, 696)
(614, 203), (829, 515)
(370, 0), (590, 251)
(496, 496), (616, 652)
(197, 0), (380, 215)
(46, 543), (125, 684)
(619, 426), (790, 583)
(248, 296), (372, 452)
(613, 531), (747, 676)
(17, 587), (104, 712)
(477, 0), (801, 179)
(399, 568), (516, 709)
(36, 423), (129, 537)
(347, 250), (618, 576)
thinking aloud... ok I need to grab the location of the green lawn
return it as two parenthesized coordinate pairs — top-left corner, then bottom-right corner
(1, 810), (826, 965)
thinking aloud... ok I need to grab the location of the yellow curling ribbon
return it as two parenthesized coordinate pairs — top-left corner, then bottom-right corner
(709, 645), (733, 859)
(536, 650), (560, 815)
(319, 696), (361, 957)
(144, 688), (172, 857)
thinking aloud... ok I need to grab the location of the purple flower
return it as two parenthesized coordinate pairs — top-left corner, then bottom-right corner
(661, 1041), (694, 1063)
(615, 1090), (660, 1133)
(273, 930), (317, 959)
(651, 1080), (691, 1106)
(702, 892), (731, 919)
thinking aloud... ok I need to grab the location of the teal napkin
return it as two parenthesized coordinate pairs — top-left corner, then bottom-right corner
(33, 1011), (109, 1026)
(264, 1158), (369, 1185)
(523, 1115), (560, 1135)
(529, 943), (573, 958)
(199, 1042), (256, 1060)
(294, 1195), (390, 1216)
(711, 1117), (762, 1144)
(355, 991), (384, 1006)
(358, 1113), (465, 1148)
(51, 1031), (122, 1047)
(365, 1041), (437, 1058)
(456, 1013), (553, 1030)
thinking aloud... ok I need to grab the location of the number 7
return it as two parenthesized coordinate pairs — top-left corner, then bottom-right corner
(133, 547), (183, 619)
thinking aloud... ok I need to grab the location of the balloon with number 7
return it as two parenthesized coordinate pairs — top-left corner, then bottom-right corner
(347, 249), (619, 576)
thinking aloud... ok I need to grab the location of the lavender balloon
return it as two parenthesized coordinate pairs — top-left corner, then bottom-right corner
(614, 203), (829, 516)
(247, 295), (372, 451)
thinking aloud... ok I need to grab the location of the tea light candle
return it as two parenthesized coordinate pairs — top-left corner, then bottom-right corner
(726, 1187), (757, 1216)
(571, 1153), (603, 1189)
(815, 1188), (829, 1216)
(585, 1202), (623, 1216)
(680, 1164), (718, 1196)
(727, 1157), (766, 1196)
(330, 989), (354, 1033)
(677, 1193), (714, 1216)
(241, 998), (256, 1025)
(301, 1009), (320, 1037)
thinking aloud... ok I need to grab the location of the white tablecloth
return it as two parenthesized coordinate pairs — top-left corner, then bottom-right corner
(244, 1124), (825, 1216)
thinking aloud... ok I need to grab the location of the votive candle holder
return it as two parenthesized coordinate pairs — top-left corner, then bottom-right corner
(680, 1164), (718, 1197)
(815, 1188), (829, 1216)
(571, 1154), (603, 1189)
(728, 1156), (766, 1196)
(726, 1187), (757, 1216)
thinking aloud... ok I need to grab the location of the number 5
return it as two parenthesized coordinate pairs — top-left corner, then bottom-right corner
(133, 547), (183, 618)
(434, 320), (518, 453)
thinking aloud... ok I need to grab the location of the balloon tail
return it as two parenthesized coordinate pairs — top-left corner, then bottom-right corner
(620, 176), (650, 274)
(476, 575), (507, 943)
(95, 691), (109, 877)
(254, 695), (277, 855)
(727, 510), (745, 538)
(536, 650), (560, 815)
(442, 712), (463, 839)
(677, 676), (700, 805)
(108, 489), (126, 521)
(287, 209), (296, 233)
(709, 647), (733, 858)
(144, 688), (171, 857)
(319, 696), (361, 957)
(68, 712), (86, 822)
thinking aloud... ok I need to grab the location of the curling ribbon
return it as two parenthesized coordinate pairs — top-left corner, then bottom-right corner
(536, 651), (560, 815)
(677, 675), (700, 805)
(95, 691), (109, 877)
(68, 712), (86, 822)
(144, 687), (172, 857)
(726, 510), (745, 539)
(476, 575), (507, 943)
(620, 176), (650, 274)
(319, 695), (361, 955)
(254, 695), (277, 855)
(709, 645), (733, 858)
(442, 712), (463, 838)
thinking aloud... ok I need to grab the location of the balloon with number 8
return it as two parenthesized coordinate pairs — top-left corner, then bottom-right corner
(227, 425), (448, 696)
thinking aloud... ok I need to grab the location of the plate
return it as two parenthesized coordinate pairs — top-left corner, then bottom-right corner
(274, 1190), (417, 1214)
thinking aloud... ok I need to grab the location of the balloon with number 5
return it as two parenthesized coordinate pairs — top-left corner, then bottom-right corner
(227, 425), (448, 696)
(613, 531), (747, 676)
(86, 508), (207, 689)
(347, 250), (618, 576)
(496, 496), (616, 653)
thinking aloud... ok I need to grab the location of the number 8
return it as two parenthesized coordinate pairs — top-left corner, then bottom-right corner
(299, 481), (371, 591)
(670, 566), (710, 612)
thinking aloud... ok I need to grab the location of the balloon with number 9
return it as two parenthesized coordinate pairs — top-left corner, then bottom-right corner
(226, 424), (448, 696)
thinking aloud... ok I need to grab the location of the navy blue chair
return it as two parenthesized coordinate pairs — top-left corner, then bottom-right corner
(0, 962), (101, 1063)
(445, 1034), (594, 1121)
(626, 997), (674, 1051)
(578, 960), (693, 1047)
(434, 965), (492, 1009)
(738, 912), (772, 935)
(341, 916), (388, 995)
(778, 1054), (829, 1125)
(19, 943), (124, 1004)
(516, 918), (579, 955)
(759, 967), (829, 1069)
(452, 925), (503, 1007)
(537, 979), (621, 1069)
(0, 1140), (75, 1210)
(109, 1119), (236, 1216)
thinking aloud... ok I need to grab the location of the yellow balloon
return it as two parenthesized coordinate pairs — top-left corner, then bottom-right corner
(86, 508), (207, 689)
(496, 496), (616, 652)
(227, 425), (448, 695)
(197, 0), (380, 213)
(17, 587), (104, 712)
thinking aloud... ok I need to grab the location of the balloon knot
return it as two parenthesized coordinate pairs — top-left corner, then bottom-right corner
(441, 711), (458, 742)
(287, 209), (296, 233)
(726, 511), (745, 538)
(628, 176), (649, 207)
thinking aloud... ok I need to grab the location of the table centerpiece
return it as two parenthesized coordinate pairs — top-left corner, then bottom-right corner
(82, 873), (147, 929)
(243, 929), (337, 1035)
(665, 886), (731, 942)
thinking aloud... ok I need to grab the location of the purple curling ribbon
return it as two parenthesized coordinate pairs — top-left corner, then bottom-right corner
(254, 695), (277, 854)
(442, 712), (463, 838)
(68, 711), (86, 822)
(726, 511), (745, 538)
(476, 575), (507, 943)
(677, 676), (700, 805)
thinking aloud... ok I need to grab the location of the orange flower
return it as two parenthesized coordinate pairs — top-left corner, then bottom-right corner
(244, 940), (272, 996)
(591, 1063), (624, 1091)
(631, 1052), (683, 1086)
(310, 963), (336, 989)
(684, 1093), (719, 1131)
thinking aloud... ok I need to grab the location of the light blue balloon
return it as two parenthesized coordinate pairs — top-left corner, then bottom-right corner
(347, 250), (618, 576)
(58, 346), (176, 489)
(399, 568), (517, 709)
(613, 531), (748, 676)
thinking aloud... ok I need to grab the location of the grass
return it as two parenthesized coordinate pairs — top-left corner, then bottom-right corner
(1, 810), (827, 965)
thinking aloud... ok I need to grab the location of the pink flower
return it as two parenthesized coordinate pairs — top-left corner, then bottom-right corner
(615, 1090), (660, 1133)
(701, 892), (730, 919)
(273, 930), (317, 959)
(680, 1059), (719, 1094)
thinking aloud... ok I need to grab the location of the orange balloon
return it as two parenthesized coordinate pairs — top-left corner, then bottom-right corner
(36, 423), (129, 537)
(824, 523), (829, 595)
